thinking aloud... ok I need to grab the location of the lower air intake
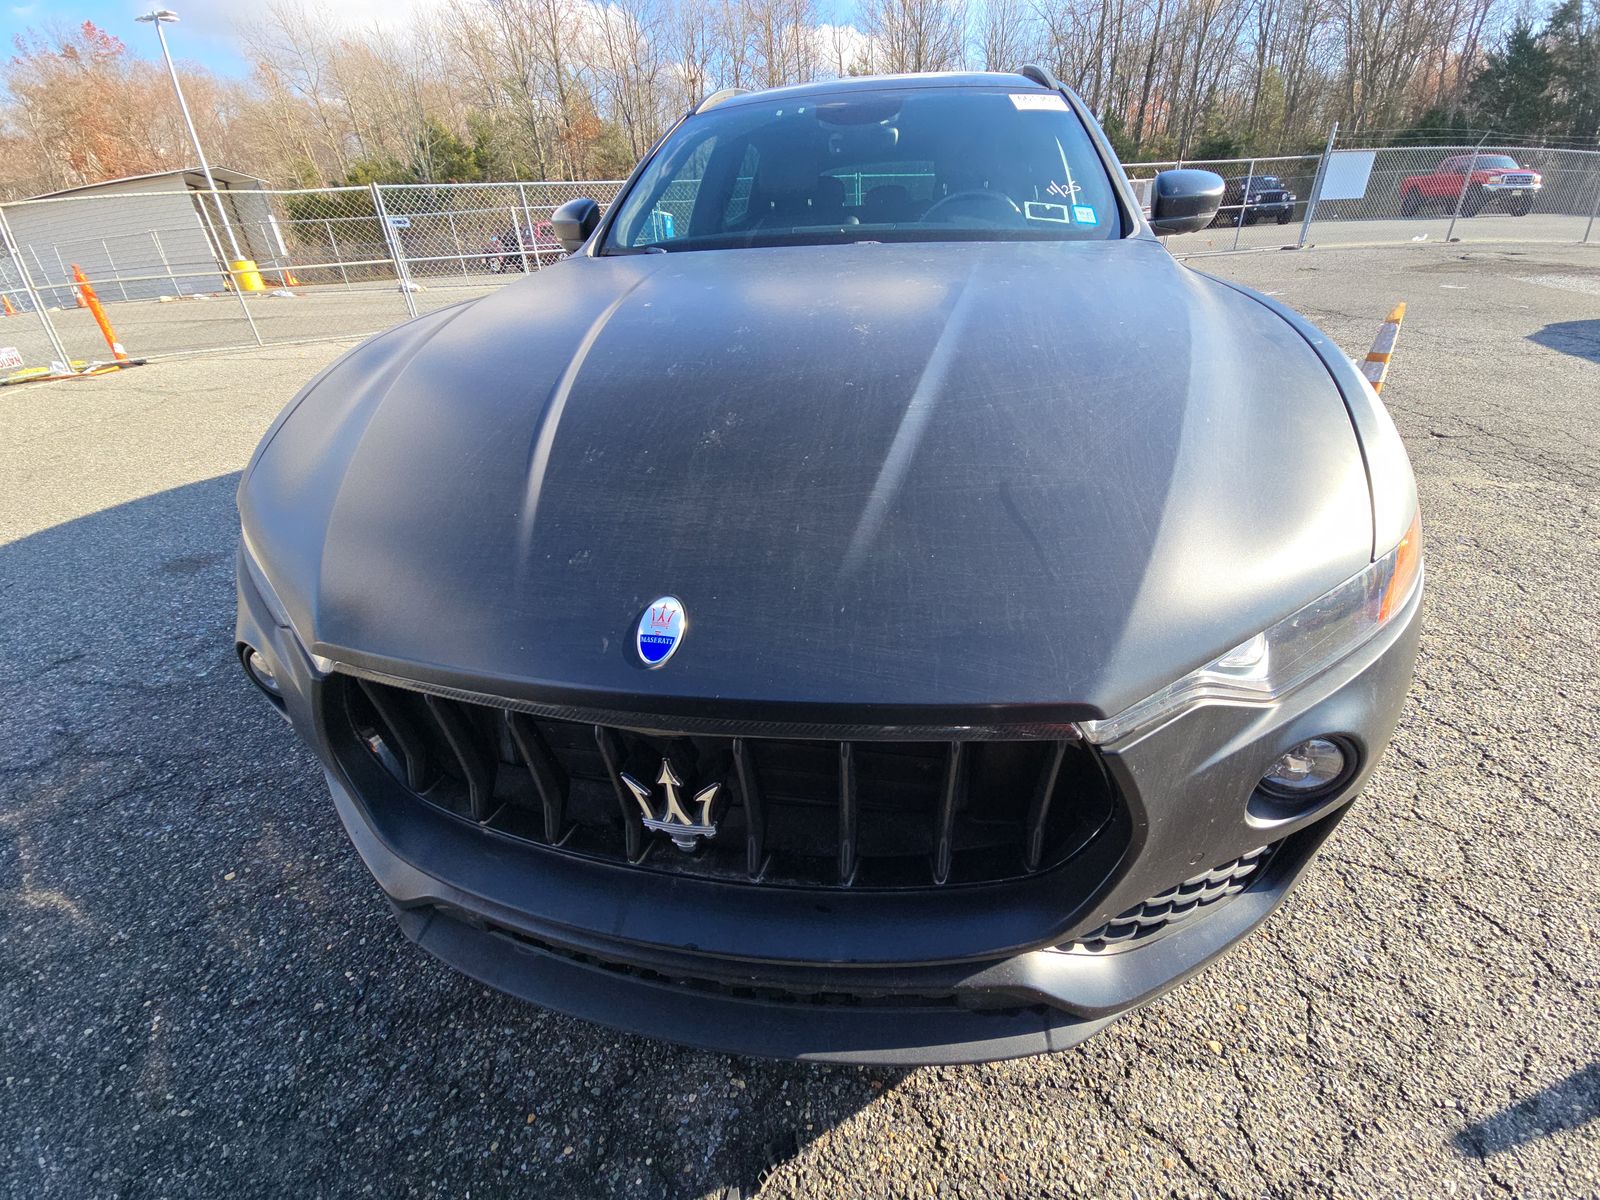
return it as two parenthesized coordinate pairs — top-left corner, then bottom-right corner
(1071, 845), (1277, 952)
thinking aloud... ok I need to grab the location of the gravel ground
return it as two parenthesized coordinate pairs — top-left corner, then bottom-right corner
(1, 241), (1597, 1199)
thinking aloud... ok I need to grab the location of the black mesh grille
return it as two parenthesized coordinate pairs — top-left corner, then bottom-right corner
(332, 675), (1122, 890)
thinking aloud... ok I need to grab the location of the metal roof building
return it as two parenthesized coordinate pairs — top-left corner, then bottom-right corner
(1, 167), (282, 304)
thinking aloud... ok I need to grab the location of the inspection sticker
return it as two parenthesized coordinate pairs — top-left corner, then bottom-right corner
(1024, 201), (1072, 224)
(1072, 205), (1099, 225)
(0, 346), (24, 370)
(1009, 93), (1069, 111)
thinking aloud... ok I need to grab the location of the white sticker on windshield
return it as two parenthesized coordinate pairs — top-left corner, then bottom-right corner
(1009, 93), (1069, 112)
(1024, 201), (1072, 224)
(1072, 205), (1099, 225)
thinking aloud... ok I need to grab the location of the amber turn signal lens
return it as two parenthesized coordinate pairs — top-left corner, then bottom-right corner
(1379, 510), (1422, 623)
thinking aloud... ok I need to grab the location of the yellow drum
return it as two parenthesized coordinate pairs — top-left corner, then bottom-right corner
(229, 259), (266, 292)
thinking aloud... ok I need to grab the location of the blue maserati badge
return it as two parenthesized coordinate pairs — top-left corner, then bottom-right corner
(636, 596), (685, 667)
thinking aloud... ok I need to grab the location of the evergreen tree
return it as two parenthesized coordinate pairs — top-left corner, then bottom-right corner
(1546, 0), (1600, 142)
(411, 119), (483, 184)
(1466, 23), (1557, 137)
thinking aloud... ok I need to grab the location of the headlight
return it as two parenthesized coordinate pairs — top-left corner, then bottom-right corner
(1081, 512), (1422, 744)
(240, 528), (294, 631)
(240, 530), (333, 674)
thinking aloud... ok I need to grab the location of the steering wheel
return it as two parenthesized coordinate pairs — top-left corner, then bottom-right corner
(921, 189), (1022, 223)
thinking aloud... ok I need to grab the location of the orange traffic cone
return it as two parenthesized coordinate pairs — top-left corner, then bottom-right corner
(1, 296), (15, 317)
(70, 265), (129, 362)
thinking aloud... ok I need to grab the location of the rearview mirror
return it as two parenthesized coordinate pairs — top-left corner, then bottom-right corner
(551, 198), (601, 253)
(1149, 169), (1224, 235)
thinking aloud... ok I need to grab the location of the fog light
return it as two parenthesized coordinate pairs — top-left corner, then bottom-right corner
(243, 647), (282, 697)
(1259, 737), (1350, 800)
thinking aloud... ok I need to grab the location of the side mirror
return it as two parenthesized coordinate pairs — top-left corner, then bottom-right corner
(1149, 169), (1224, 235)
(551, 198), (601, 253)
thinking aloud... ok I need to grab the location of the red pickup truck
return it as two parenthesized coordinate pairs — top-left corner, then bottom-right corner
(1399, 153), (1541, 217)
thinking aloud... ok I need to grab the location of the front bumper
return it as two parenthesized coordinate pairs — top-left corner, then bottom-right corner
(238, 549), (1422, 1064)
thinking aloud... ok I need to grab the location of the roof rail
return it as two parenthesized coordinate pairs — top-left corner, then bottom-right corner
(695, 87), (750, 114)
(1017, 64), (1064, 91)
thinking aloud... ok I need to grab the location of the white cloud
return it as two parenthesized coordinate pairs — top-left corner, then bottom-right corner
(165, 0), (443, 40)
(813, 22), (872, 74)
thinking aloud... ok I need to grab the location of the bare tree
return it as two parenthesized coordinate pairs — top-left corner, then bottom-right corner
(240, 1), (358, 176)
(0, 0), (1537, 197)
(589, 0), (673, 158)
(859, 0), (970, 72)
(978, 0), (1039, 70)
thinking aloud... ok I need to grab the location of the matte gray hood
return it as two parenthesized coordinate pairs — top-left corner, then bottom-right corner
(241, 238), (1373, 720)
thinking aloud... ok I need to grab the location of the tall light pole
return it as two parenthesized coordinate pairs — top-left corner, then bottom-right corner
(136, 8), (244, 262)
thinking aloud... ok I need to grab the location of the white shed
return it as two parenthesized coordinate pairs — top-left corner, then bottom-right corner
(0, 167), (280, 304)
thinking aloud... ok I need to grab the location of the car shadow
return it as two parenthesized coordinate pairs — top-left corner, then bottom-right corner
(1453, 1063), (1600, 1158)
(1528, 319), (1600, 364)
(0, 473), (903, 1199)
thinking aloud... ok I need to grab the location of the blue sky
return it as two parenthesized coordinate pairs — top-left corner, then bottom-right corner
(1, 0), (426, 77)
(5, 0), (873, 82)
(3, 1), (252, 74)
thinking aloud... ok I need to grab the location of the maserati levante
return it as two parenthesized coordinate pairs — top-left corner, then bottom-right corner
(236, 68), (1422, 1063)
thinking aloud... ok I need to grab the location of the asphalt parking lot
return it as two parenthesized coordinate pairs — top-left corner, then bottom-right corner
(1173, 208), (1598, 256)
(2, 241), (1597, 1198)
(5, 280), (502, 367)
(8, 213), (1591, 370)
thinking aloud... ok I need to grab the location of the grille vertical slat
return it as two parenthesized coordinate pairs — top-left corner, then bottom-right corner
(357, 679), (433, 791)
(594, 725), (646, 862)
(508, 712), (568, 843)
(838, 741), (858, 886)
(423, 695), (497, 821)
(932, 741), (964, 885)
(1023, 740), (1070, 872)
(732, 738), (767, 879)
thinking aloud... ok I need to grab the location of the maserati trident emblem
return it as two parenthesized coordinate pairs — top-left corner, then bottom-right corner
(636, 596), (685, 667)
(621, 759), (719, 850)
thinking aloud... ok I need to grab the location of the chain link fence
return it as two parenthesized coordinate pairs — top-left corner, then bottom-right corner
(0, 145), (1594, 373)
(1124, 154), (1322, 252)
(0, 180), (623, 376)
(1133, 141), (1600, 254)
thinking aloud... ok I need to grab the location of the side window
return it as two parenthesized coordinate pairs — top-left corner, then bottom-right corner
(724, 144), (759, 225)
(628, 137), (717, 246)
(1439, 157), (1460, 174)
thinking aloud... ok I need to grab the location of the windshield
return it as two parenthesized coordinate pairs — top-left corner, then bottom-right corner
(604, 85), (1122, 253)
(1477, 155), (1521, 171)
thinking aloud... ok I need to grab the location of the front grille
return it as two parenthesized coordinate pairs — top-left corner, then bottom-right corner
(1070, 844), (1277, 952)
(1498, 173), (1536, 186)
(333, 675), (1122, 890)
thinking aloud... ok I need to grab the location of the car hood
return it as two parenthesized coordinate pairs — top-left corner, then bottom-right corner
(242, 238), (1372, 722)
